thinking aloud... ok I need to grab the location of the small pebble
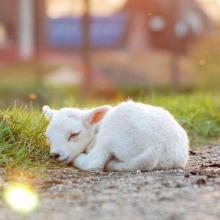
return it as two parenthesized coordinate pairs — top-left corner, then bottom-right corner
(196, 177), (207, 185)
(184, 173), (190, 178)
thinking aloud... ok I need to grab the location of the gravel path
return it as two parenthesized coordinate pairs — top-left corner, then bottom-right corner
(1, 145), (220, 220)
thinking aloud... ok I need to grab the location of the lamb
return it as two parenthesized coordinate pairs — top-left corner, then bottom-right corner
(43, 101), (189, 171)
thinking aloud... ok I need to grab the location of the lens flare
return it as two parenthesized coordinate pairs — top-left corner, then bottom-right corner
(3, 183), (39, 213)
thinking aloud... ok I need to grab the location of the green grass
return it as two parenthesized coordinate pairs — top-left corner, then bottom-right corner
(0, 93), (220, 174)
(0, 107), (50, 174)
(147, 94), (220, 144)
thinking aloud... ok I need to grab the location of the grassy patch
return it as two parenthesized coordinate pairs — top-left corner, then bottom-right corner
(145, 94), (220, 144)
(0, 107), (50, 174)
(0, 93), (220, 173)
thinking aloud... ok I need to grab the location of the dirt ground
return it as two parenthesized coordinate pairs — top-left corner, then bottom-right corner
(1, 145), (220, 220)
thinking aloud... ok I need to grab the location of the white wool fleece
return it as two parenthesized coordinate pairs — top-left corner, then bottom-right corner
(43, 101), (189, 171)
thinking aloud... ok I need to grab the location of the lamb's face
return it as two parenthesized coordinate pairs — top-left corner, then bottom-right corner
(43, 105), (110, 164)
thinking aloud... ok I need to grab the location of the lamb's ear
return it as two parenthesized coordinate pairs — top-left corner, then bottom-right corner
(85, 105), (111, 127)
(42, 105), (56, 121)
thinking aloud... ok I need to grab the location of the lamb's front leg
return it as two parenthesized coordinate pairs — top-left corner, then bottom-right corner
(74, 147), (109, 171)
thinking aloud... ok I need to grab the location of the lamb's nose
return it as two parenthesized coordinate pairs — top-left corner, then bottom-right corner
(50, 153), (60, 160)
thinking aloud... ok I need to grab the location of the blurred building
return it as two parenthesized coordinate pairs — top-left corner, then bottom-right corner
(48, 0), (211, 54)
(0, 0), (212, 61)
(124, 0), (212, 53)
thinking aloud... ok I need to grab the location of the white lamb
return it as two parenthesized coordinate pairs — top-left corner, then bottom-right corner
(43, 101), (189, 171)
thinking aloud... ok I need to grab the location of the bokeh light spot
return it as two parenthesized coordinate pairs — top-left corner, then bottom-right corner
(199, 59), (207, 66)
(3, 183), (39, 214)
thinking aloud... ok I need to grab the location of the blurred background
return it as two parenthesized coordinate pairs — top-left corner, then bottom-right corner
(0, 0), (220, 107)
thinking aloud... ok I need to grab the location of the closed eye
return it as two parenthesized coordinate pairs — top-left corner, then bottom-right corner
(68, 132), (81, 141)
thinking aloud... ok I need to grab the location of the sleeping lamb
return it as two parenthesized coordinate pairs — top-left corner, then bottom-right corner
(43, 101), (189, 171)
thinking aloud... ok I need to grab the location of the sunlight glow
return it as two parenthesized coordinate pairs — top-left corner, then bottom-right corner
(3, 183), (39, 214)
(47, 0), (220, 19)
(197, 0), (220, 20)
(47, 0), (127, 17)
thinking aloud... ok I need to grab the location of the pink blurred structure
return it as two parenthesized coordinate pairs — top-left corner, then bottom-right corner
(0, 0), (211, 62)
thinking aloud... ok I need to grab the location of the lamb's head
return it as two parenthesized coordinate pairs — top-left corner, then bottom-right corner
(42, 105), (110, 163)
